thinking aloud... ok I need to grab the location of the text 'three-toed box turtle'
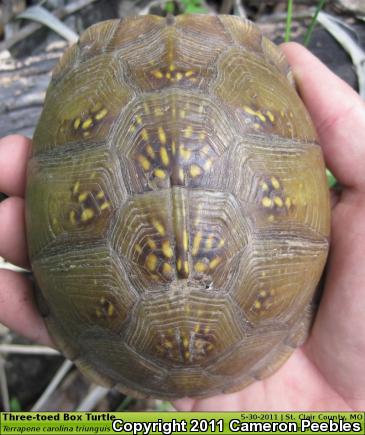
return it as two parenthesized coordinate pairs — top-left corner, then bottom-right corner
(26, 14), (330, 399)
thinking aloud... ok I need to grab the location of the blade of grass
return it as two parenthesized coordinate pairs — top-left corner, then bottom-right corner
(17, 5), (78, 43)
(304, 0), (326, 46)
(326, 169), (337, 188)
(285, 0), (294, 42)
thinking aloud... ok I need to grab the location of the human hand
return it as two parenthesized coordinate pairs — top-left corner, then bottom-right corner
(174, 43), (365, 411)
(0, 135), (52, 346)
(1, 43), (364, 411)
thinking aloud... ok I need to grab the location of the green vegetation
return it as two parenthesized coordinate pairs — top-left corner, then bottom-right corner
(304, 0), (327, 46)
(165, 0), (207, 15)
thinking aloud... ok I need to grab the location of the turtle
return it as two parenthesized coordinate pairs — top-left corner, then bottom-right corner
(26, 14), (330, 399)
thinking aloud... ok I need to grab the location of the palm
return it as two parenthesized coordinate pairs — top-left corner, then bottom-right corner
(0, 43), (365, 411)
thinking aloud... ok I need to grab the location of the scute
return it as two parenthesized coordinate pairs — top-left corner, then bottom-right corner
(26, 14), (330, 399)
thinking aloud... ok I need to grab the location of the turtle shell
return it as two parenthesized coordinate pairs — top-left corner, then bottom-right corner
(26, 14), (330, 399)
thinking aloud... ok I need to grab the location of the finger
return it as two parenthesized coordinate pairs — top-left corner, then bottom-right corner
(0, 135), (31, 197)
(0, 197), (29, 268)
(281, 42), (365, 192)
(0, 269), (53, 347)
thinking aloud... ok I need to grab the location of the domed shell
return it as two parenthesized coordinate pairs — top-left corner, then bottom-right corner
(26, 14), (330, 398)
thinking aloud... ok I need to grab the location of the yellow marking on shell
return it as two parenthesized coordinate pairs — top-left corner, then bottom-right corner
(204, 325), (210, 334)
(274, 196), (283, 207)
(169, 64), (175, 72)
(184, 261), (189, 275)
(254, 300), (261, 309)
(184, 125), (193, 138)
(152, 219), (165, 236)
(90, 172), (97, 180)
(198, 132), (206, 140)
(154, 168), (166, 179)
(192, 232), (202, 256)
(81, 208), (94, 222)
(78, 191), (89, 203)
(203, 159), (212, 171)
(160, 147), (169, 166)
(129, 124), (136, 133)
(96, 191), (105, 200)
(171, 141), (176, 155)
(177, 257), (182, 271)
(253, 123), (261, 130)
(154, 107), (163, 116)
(73, 118), (81, 130)
(262, 197), (273, 208)
(183, 230), (189, 251)
(207, 343), (214, 351)
(146, 144), (155, 159)
(164, 339), (173, 349)
(244, 106), (266, 122)
(147, 238), (157, 249)
(176, 72), (183, 81)
(218, 239), (225, 248)
(268, 214), (275, 222)
(135, 244), (142, 254)
(82, 118), (93, 130)
(178, 168), (184, 183)
(190, 164), (202, 178)
(69, 210), (76, 225)
(271, 177), (280, 190)
(73, 181), (80, 195)
(266, 111), (275, 122)
(179, 145), (191, 161)
(261, 196), (273, 208)
(162, 240), (173, 258)
(184, 351), (190, 360)
(95, 108), (108, 121)
(185, 304), (191, 314)
(285, 197), (292, 209)
(136, 115), (142, 125)
(280, 110), (285, 117)
(158, 126), (167, 145)
(141, 128), (149, 141)
(194, 324), (200, 333)
(179, 109), (186, 119)
(152, 70), (163, 79)
(185, 70), (194, 77)
(95, 308), (101, 318)
(205, 235), (214, 250)
(146, 253), (158, 272)
(261, 181), (269, 191)
(183, 337), (189, 349)
(166, 72), (171, 80)
(137, 154), (151, 171)
(162, 263), (172, 275)
(143, 102), (150, 115)
(107, 303), (114, 317)
(198, 105), (204, 114)
(201, 145), (210, 155)
(194, 262), (207, 273)
(100, 201), (110, 211)
(259, 290), (267, 297)
(209, 257), (221, 270)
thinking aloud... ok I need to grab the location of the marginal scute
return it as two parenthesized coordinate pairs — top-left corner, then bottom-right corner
(27, 14), (331, 399)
